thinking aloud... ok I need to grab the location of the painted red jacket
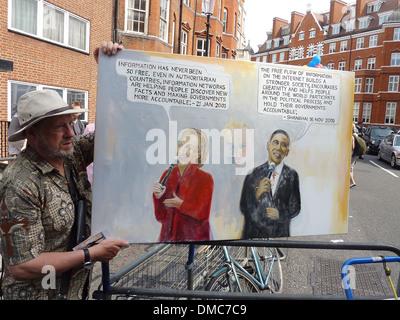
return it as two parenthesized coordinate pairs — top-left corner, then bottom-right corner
(153, 164), (214, 242)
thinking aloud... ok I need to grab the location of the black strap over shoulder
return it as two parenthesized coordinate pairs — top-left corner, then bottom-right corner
(59, 166), (88, 299)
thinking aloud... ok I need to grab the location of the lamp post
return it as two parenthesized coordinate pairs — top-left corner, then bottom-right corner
(202, 0), (216, 57)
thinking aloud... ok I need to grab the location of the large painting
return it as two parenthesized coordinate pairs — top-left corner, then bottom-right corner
(92, 49), (354, 243)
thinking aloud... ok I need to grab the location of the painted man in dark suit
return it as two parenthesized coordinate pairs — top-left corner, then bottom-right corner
(240, 129), (301, 238)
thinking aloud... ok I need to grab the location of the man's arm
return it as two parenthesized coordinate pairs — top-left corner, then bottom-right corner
(9, 238), (128, 281)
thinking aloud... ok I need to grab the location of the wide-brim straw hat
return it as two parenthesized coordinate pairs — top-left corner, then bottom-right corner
(8, 90), (88, 142)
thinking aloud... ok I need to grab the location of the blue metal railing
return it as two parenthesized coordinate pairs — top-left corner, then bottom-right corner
(341, 256), (400, 300)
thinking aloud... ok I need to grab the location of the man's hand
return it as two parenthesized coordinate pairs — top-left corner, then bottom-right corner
(163, 193), (183, 209)
(94, 41), (124, 63)
(266, 207), (279, 220)
(256, 177), (272, 200)
(89, 238), (129, 263)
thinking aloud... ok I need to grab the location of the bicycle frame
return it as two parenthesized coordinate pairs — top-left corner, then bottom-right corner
(219, 246), (277, 292)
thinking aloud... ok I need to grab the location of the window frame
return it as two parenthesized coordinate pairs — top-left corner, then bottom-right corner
(367, 57), (376, 70)
(362, 102), (372, 123)
(365, 78), (374, 93)
(385, 102), (397, 124)
(7, 80), (88, 121)
(125, 0), (149, 35)
(8, 0), (90, 53)
(159, 0), (170, 42)
(356, 37), (364, 49)
(391, 52), (400, 66)
(388, 75), (399, 92)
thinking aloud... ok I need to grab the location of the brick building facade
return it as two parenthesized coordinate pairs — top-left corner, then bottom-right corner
(0, 0), (115, 126)
(116, 0), (246, 59)
(252, 0), (400, 130)
(0, 0), (246, 157)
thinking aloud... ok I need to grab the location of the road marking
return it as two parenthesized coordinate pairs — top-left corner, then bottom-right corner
(369, 160), (399, 178)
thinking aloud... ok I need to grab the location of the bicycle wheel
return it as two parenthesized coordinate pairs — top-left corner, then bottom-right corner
(205, 267), (260, 293)
(253, 247), (283, 293)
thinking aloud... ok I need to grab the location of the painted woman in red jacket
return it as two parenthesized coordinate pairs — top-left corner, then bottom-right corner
(152, 128), (214, 242)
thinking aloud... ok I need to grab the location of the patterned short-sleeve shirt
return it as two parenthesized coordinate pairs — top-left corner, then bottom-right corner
(0, 132), (94, 300)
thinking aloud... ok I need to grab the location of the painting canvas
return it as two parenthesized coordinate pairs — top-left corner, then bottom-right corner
(91, 49), (354, 243)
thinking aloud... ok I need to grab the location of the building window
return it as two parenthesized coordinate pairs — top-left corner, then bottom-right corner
(266, 41), (272, 49)
(307, 44), (315, 57)
(329, 43), (336, 54)
(216, 43), (220, 58)
(159, 0), (169, 42)
(327, 62), (334, 70)
(290, 48), (296, 60)
(391, 53), (400, 66)
(279, 52), (285, 62)
(10, 0), (89, 52)
(385, 102), (397, 124)
(353, 102), (360, 122)
(388, 75), (399, 92)
(273, 39), (280, 48)
(358, 18), (371, 29)
(367, 2), (381, 13)
(367, 57), (376, 69)
(365, 78), (374, 93)
(356, 37), (364, 49)
(340, 40), (347, 52)
(299, 32), (305, 41)
(181, 30), (188, 55)
(338, 61), (346, 71)
(362, 103), (372, 123)
(332, 24), (340, 35)
(126, 0), (148, 34)
(379, 13), (391, 25)
(272, 54), (277, 63)
(345, 19), (355, 32)
(309, 30), (315, 38)
(283, 36), (290, 45)
(394, 28), (400, 41)
(8, 80), (88, 120)
(355, 78), (362, 93)
(223, 8), (227, 33)
(354, 59), (362, 70)
(369, 35), (378, 47)
(196, 38), (209, 56)
(298, 46), (304, 59)
(316, 42), (324, 56)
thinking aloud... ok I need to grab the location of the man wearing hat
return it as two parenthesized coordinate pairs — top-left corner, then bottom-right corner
(0, 42), (127, 300)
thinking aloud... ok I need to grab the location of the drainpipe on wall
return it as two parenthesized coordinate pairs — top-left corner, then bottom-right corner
(178, 0), (183, 54)
(113, 0), (119, 43)
(192, 0), (198, 55)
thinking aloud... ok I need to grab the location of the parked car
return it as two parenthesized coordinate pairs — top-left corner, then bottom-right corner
(378, 134), (400, 168)
(363, 126), (395, 154)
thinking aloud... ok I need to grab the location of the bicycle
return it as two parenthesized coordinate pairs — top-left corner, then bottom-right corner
(204, 244), (284, 294)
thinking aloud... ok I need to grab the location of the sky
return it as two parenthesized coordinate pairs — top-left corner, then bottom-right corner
(244, 0), (333, 51)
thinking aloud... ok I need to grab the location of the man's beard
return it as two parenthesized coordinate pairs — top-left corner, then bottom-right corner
(37, 134), (74, 160)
